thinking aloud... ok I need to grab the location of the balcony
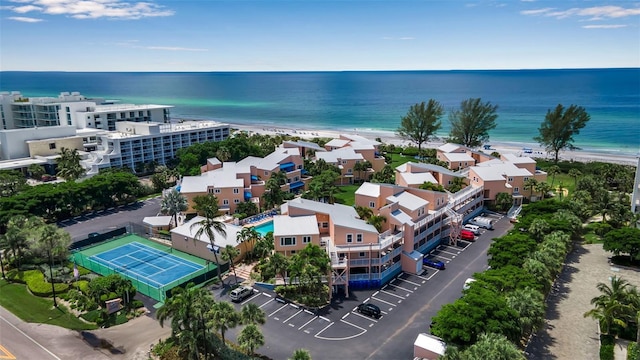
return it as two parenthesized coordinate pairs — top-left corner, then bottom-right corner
(279, 162), (296, 172)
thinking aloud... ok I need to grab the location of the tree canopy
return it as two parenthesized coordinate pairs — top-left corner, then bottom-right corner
(396, 100), (444, 156)
(56, 147), (86, 181)
(448, 98), (498, 148)
(534, 104), (590, 163)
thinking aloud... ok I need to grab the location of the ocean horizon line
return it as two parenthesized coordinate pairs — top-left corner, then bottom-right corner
(1, 67), (638, 75)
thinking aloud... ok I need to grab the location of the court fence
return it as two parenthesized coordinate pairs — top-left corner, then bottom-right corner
(71, 234), (224, 303)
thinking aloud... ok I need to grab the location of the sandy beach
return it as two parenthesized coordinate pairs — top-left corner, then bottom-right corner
(229, 123), (639, 166)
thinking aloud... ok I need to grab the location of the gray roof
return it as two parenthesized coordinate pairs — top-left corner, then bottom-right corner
(355, 182), (381, 197)
(237, 147), (300, 172)
(273, 215), (319, 237)
(325, 139), (350, 148)
(397, 172), (438, 186)
(283, 140), (325, 152)
(171, 216), (242, 249)
(471, 161), (532, 181)
(316, 148), (364, 163)
(286, 198), (377, 233)
(142, 216), (172, 226)
(340, 134), (381, 146)
(180, 163), (247, 193)
(396, 162), (460, 177)
(386, 191), (428, 211)
(391, 209), (414, 226)
(442, 152), (475, 162)
(438, 143), (466, 153)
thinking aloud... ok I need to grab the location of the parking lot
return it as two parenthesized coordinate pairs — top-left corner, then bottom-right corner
(218, 212), (510, 360)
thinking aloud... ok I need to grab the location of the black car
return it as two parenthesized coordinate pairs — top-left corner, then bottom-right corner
(357, 303), (381, 318)
(423, 258), (446, 270)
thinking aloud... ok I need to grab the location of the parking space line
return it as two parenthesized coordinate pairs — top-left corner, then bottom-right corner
(261, 293), (272, 298)
(314, 322), (335, 338)
(380, 289), (406, 300)
(413, 271), (438, 280)
(430, 254), (452, 261)
(351, 312), (378, 323)
(436, 248), (459, 256)
(371, 296), (397, 307)
(395, 277), (421, 287)
(241, 292), (261, 305)
(268, 304), (288, 317)
(385, 283), (413, 293)
(259, 298), (274, 309)
(303, 309), (314, 315)
(299, 316), (317, 330)
(283, 309), (303, 323)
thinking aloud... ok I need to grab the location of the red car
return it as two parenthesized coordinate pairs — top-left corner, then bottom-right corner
(459, 229), (476, 242)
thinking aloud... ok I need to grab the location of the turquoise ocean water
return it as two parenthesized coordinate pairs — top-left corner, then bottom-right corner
(1, 69), (638, 155)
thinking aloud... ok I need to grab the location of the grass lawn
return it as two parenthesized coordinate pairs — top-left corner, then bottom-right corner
(0, 280), (97, 330)
(334, 184), (360, 206)
(549, 173), (577, 196)
(388, 153), (414, 168)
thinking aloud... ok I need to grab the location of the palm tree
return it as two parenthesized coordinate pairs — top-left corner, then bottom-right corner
(191, 194), (227, 284)
(367, 215), (387, 233)
(447, 176), (467, 193)
(207, 301), (239, 345)
(221, 245), (240, 285)
(584, 276), (634, 335)
(240, 302), (266, 326)
(253, 235), (274, 260)
(568, 168), (582, 187)
(268, 252), (290, 286)
(523, 178), (539, 201)
(535, 182), (553, 200)
(160, 189), (188, 228)
(236, 227), (253, 260)
(546, 165), (560, 187)
(528, 218), (549, 242)
(506, 288), (546, 339)
(494, 192), (512, 212)
(289, 349), (312, 360)
(463, 333), (525, 360)
(355, 206), (373, 220)
(238, 324), (264, 356)
(56, 147), (85, 181)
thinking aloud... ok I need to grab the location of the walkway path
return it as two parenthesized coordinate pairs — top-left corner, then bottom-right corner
(526, 243), (640, 360)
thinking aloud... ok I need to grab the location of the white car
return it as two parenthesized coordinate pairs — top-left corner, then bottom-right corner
(462, 224), (480, 235)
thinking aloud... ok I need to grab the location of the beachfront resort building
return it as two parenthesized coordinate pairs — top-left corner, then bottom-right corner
(0, 91), (230, 176)
(179, 146), (307, 215)
(314, 134), (387, 184)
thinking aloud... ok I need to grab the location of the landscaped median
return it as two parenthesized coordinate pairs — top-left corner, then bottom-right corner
(6, 268), (70, 296)
(0, 279), (96, 330)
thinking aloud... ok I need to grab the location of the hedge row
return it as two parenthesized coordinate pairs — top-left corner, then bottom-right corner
(600, 334), (615, 360)
(629, 342), (639, 360)
(7, 269), (69, 297)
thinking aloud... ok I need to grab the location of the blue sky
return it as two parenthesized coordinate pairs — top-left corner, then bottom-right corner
(1, 0), (639, 71)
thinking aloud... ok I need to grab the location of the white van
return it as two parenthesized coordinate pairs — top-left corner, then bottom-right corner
(230, 286), (253, 302)
(470, 217), (493, 230)
(462, 224), (480, 235)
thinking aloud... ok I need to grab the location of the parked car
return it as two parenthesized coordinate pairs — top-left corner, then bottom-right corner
(229, 286), (254, 302)
(88, 232), (100, 238)
(423, 258), (446, 270)
(469, 216), (493, 230)
(462, 224), (480, 235)
(357, 303), (381, 318)
(458, 229), (476, 241)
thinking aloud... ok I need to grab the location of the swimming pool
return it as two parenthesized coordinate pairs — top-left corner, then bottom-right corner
(252, 220), (274, 236)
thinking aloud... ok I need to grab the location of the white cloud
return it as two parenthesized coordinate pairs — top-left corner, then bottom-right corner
(8, 16), (43, 22)
(146, 46), (208, 52)
(12, 4), (41, 13)
(521, 5), (640, 20)
(582, 24), (628, 29)
(6, 0), (174, 20)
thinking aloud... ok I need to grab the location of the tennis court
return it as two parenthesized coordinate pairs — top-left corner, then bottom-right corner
(72, 234), (218, 302)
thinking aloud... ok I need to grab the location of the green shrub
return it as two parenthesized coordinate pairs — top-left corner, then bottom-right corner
(73, 280), (90, 294)
(130, 300), (144, 309)
(81, 309), (101, 322)
(628, 342), (639, 360)
(600, 334), (615, 360)
(402, 147), (419, 156)
(7, 269), (69, 296)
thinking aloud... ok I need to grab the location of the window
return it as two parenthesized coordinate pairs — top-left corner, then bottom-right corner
(234, 199), (240, 204)
(369, 201), (375, 208)
(514, 187), (519, 193)
(303, 236), (311, 244)
(280, 237), (296, 246)
(359, 252), (366, 258)
(264, 171), (269, 176)
(223, 199), (229, 205)
(524, 177), (529, 181)
(356, 234), (363, 242)
(346, 234), (353, 243)
(49, 143), (56, 150)
(347, 168), (352, 174)
(322, 222), (329, 228)
(508, 177), (514, 182)
(214, 189), (221, 194)
(233, 188), (239, 194)
(342, 160), (347, 164)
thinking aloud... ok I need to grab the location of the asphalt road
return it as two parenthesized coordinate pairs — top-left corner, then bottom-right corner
(59, 197), (162, 242)
(219, 213), (513, 360)
(0, 310), (59, 360)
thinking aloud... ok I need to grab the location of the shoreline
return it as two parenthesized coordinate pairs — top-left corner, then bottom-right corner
(226, 122), (639, 166)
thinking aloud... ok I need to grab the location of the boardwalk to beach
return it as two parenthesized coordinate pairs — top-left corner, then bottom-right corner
(526, 243), (640, 360)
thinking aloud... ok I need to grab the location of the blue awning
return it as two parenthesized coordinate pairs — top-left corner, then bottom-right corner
(289, 181), (304, 189)
(280, 162), (295, 171)
(251, 175), (259, 181)
(244, 191), (252, 199)
(301, 169), (309, 175)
